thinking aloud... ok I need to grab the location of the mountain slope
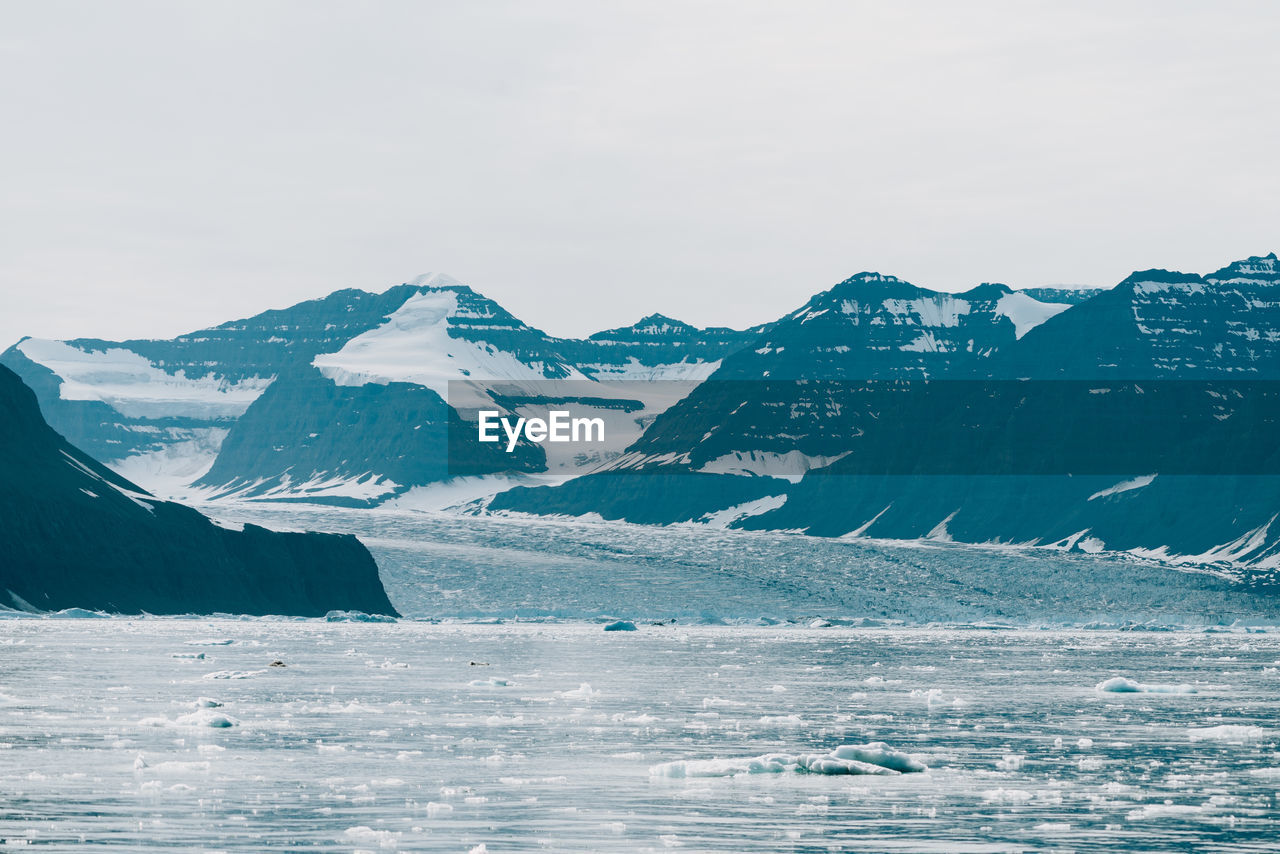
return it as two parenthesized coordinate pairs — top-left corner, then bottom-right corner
(195, 280), (756, 502)
(566, 313), (767, 382)
(490, 255), (1280, 568)
(993, 255), (1280, 378)
(0, 364), (396, 616)
(558, 273), (1069, 478)
(0, 280), (439, 484)
(3, 274), (763, 501)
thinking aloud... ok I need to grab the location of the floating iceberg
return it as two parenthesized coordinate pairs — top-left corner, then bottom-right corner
(1096, 676), (1197, 694)
(649, 742), (925, 778)
(603, 620), (637, 632)
(175, 710), (237, 728)
(203, 669), (267, 680)
(139, 709), (237, 728)
(1187, 724), (1272, 743)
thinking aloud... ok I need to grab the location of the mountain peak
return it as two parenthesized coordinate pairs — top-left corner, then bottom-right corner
(406, 272), (467, 290)
(836, 272), (906, 287)
(633, 313), (695, 331)
(963, 282), (1015, 298)
(1207, 252), (1280, 283)
(1118, 268), (1205, 288)
(588, 313), (699, 341)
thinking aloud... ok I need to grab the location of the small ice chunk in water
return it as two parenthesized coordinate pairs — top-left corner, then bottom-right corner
(203, 669), (267, 680)
(1187, 724), (1271, 743)
(649, 742), (925, 778)
(193, 697), (223, 708)
(1126, 804), (1207, 821)
(175, 710), (237, 728)
(343, 826), (400, 848)
(1096, 677), (1196, 694)
(603, 620), (637, 632)
(139, 710), (237, 728)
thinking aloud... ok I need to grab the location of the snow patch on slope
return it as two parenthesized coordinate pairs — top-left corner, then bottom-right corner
(16, 339), (271, 419)
(697, 494), (788, 528)
(1088, 475), (1156, 502)
(699, 450), (850, 482)
(883, 296), (971, 327)
(579, 357), (721, 383)
(201, 470), (402, 503)
(109, 427), (228, 498)
(312, 290), (587, 398)
(997, 292), (1071, 339)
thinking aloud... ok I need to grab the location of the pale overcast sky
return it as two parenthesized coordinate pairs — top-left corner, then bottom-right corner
(1, 1), (1277, 349)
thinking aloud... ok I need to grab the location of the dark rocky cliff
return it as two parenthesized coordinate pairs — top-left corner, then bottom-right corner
(0, 364), (397, 616)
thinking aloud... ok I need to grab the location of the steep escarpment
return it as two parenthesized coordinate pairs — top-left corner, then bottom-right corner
(0, 364), (396, 616)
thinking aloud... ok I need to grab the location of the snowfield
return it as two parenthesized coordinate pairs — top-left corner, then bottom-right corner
(16, 338), (272, 419)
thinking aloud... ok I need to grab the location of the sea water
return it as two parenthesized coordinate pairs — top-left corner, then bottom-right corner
(3, 507), (1279, 851)
(1, 620), (1279, 851)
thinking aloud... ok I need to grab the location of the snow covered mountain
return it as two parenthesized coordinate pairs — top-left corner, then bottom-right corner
(0, 363), (395, 616)
(1, 274), (760, 504)
(556, 273), (1071, 480)
(12, 252), (1280, 571)
(0, 280), (440, 491)
(490, 254), (1280, 569)
(993, 255), (1280, 378)
(565, 313), (766, 382)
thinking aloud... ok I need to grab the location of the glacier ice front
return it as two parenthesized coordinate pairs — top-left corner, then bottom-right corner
(649, 742), (926, 778)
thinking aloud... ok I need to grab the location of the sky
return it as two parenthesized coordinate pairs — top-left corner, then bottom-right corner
(1, 1), (1278, 350)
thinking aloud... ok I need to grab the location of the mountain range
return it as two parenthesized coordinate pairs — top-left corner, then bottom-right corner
(6, 256), (1279, 569)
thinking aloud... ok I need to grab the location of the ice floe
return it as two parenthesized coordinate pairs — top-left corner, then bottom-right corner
(140, 709), (237, 728)
(1187, 724), (1272, 743)
(559, 683), (599, 699)
(649, 742), (925, 778)
(1096, 676), (1197, 694)
(203, 669), (267, 680)
(342, 825), (401, 848)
